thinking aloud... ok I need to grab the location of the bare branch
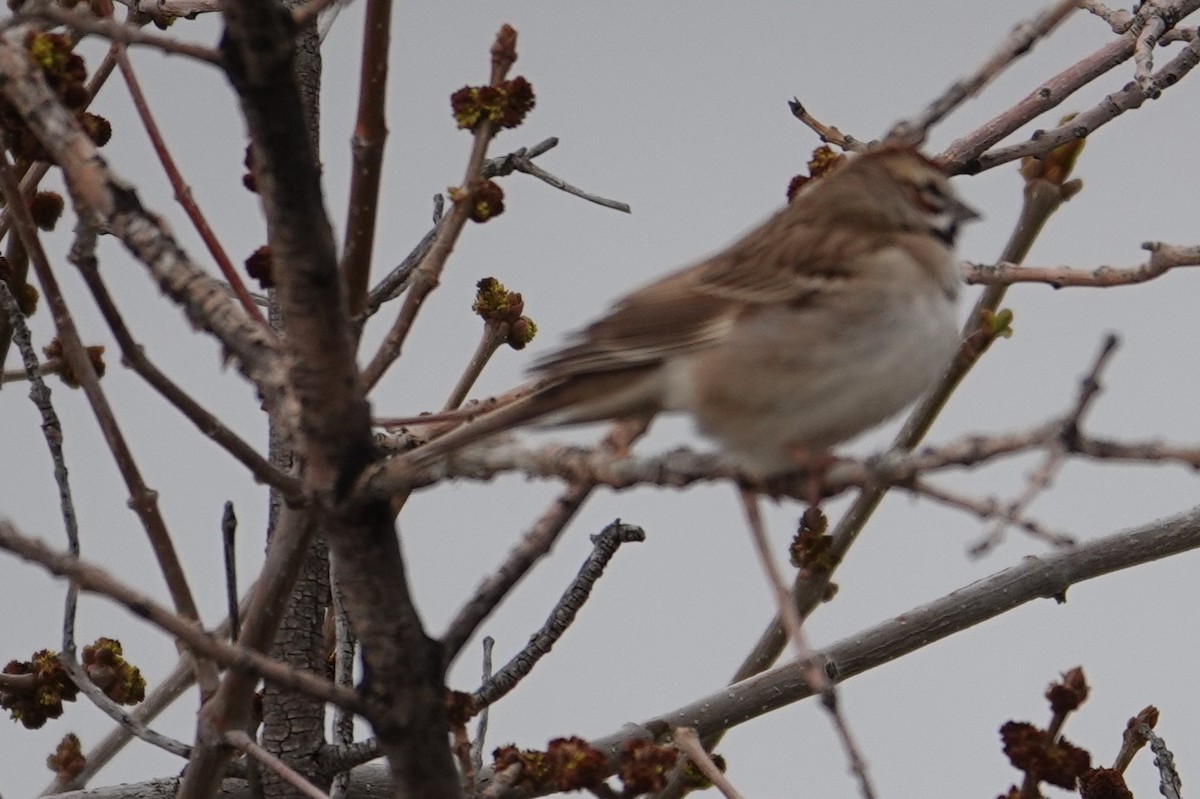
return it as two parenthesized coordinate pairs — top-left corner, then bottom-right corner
(361, 31), (527, 390)
(0, 520), (362, 711)
(964, 242), (1200, 287)
(72, 248), (299, 495)
(472, 521), (645, 709)
(1080, 0), (1136, 33)
(938, 0), (1200, 172)
(0, 141), (220, 695)
(672, 728), (745, 799)
(115, 47), (268, 328)
(502, 506), (1200, 799)
(887, 0), (1078, 143)
(505, 149), (630, 213)
(226, 730), (331, 799)
(340, 0), (392, 320)
(970, 334), (1119, 555)
(9, 6), (222, 64)
(738, 489), (875, 799)
(976, 34), (1200, 172)
(0, 30), (296, 439)
(1139, 723), (1183, 799)
(788, 98), (867, 151)
(440, 481), (593, 663)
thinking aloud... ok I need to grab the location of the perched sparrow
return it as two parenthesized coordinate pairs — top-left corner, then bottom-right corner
(406, 145), (978, 476)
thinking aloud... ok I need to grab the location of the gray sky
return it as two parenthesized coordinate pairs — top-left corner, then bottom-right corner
(4, 2), (1200, 797)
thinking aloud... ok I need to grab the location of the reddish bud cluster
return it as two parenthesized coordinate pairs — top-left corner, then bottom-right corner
(0, 255), (38, 316)
(450, 77), (536, 132)
(493, 737), (608, 792)
(786, 145), (847, 203)
(242, 144), (258, 193)
(493, 745), (551, 791)
(30, 191), (65, 231)
(618, 739), (678, 794)
(42, 338), (106, 389)
(245, 245), (273, 289)
(1000, 721), (1090, 789)
(1046, 666), (1089, 714)
(1078, 767), (1133, 799)
(545, 736), (607, 791)
(998, 667), (1095, 793)
(472, 277), (537, 349)
(444, 690), (478, 727)
(789, 506), (833, 576)
(1, 650), (79, 729)
(82, 638), (145, 705)
(46, 732), (86, 782)
(469, 180), (506, 223)
(0, 33), (111, 164)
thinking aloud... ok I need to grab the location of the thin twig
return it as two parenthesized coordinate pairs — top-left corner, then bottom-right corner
(472, 521), (645, 709)
(340, 0), (392, 321)
(0, 291), (178, 764)
(360, 27), (520, 390)
(672, 728), (744, 799)
(0, 521), (362, 711)
(970, 334), (1120, 555)
(370, 413), (1200, 499)
(963, 243), (1200, 287)
(226, 730), (331, 799)
(471, 637), (494, 774)
(787, 99), (867, 151)
(737, 490), (876, 799)
(901, 477), (1075, 549)
(440, 480), (593, 663)
(364, 138), (559, 315)
(888, 0), (1078, 143)
(1080, 0), (1136, 33)
(0, 285), (78, 581)
(1, 358), (61, 384)
(444, 322), (509, 412)
(936, 0), (1200, 173)
(0, 144), (220, 695)
(60, 655), (192, 760)
(9, 5), (222, 64)
(976, 35), (1200, 172)
(72, 231), (299, 495)
(1139, 722), (1183, 799)
(1112, 706), (1158, 773)
(1134, 10), (1168, 93)
(222, 502), (240, 642)
(0, 40), (118, 371)
(116, 46), (268, 328)
(506, 150), (630, 213)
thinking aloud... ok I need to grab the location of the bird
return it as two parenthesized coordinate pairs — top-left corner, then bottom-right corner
(401, 145), (979, 478)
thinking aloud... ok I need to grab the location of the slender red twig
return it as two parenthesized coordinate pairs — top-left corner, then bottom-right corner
(116, 46), (271, 330)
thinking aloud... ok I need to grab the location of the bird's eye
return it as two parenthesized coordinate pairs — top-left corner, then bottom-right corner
(910, 179), (947, 213)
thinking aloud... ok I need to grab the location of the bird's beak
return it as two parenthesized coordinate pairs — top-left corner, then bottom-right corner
(951, 196), (982, 223)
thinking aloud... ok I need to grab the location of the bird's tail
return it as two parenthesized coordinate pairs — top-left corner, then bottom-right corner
(397, 386), (573, 474)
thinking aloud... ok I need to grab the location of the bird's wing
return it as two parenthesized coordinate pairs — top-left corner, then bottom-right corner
(532, 214), (860, 380)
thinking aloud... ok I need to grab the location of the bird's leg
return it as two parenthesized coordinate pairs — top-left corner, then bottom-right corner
(784, 445), (841, 508)
(602, 415), (652, 457)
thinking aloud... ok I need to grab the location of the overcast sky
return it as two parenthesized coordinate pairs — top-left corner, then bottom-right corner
(4, 2), (1200, 797)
